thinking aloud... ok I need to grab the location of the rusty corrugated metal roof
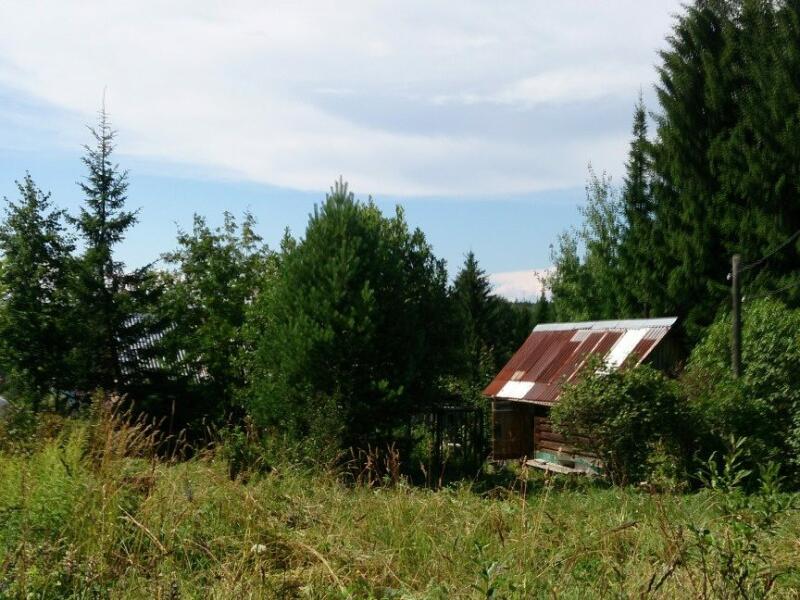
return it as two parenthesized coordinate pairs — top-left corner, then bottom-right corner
(483, 317), (677, 405)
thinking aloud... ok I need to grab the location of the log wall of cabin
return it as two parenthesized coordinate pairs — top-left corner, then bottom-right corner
(533, 409), (573, 456)
(533, 407), (598, 470)
(493, 401), (599, 469)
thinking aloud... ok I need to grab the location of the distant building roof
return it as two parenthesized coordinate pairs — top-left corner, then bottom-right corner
(483, 317), (677, 405)
(119, 315), (203, 383)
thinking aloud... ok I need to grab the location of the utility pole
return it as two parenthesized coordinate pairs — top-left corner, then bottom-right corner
(731, 254), (742, 378)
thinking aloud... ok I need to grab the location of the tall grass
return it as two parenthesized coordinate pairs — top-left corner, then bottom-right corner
(0, 406), (798, 598)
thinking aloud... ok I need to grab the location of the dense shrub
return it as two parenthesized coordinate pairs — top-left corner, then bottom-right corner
(551, 358), (689, 485)
(686, 298), (800, 480)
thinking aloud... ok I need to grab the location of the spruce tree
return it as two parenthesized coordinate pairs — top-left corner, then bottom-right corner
(550, 0), (800, 348)
(723, 0), (800, 302)
(451, 251), (498, 387)
(0, 174), (73, 407)
(532, 293), (551, 325)
(70, 108), (150, 393)
(651, 0), (741, 340)
(619, 96), (663, 317)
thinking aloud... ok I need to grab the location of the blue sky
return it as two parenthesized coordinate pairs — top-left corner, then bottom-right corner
(0, 1), (682, 299)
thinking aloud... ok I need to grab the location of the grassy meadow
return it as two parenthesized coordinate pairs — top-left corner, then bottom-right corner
(1, 410), (799, 599)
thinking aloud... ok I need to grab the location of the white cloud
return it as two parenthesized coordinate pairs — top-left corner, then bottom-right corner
(433, 65), (653, 108)
(490, 268), (554, 302)
(0, 0), (682, 196)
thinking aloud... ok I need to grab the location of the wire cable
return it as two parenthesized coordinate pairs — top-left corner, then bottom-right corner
(741, 228), (800, 272)
(742, 278), (800, 301)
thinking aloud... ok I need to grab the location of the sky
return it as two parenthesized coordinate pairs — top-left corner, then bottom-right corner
(0, 1), (683, 300)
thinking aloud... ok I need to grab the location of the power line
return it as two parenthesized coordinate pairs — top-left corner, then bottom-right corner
(741, 228), (800, 272)
(743, 278), (800, 301)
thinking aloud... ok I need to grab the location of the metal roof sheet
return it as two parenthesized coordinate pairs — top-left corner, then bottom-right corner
(533, 317), (677, 332)
(483, 318), (677, 404)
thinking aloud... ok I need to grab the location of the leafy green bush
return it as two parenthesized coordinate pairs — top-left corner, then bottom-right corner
(0, 399), (70, 456)
(0, 400), (38, 454)
(683, 437), (797, 597)
(686, 298), (800, 481)
(551, 358), (689, 485)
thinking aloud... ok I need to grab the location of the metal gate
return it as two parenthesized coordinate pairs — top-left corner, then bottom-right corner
(430, 405), (487, 477)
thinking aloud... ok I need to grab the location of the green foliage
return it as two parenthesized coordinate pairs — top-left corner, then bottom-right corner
(618, 96), (665, 319)
(649, 0), (740, 342)
(0, 174), (74, 406)
(551, 358), (689, 485)
(546, 168), (626, 321)
(450, 252), (541, 393)
(216, 418), (276, 481)
(685, 437), (797, 597)
(158, 212), (273, 423)
(2, 415), (799, 598)
(67, 108), (157, 394)
(686, 298), (800, 478)
(451, 251), (501, 390)
(549, 1), (800, 347)
(0, 400), (38, 455)
(470, 541), (518, 598)
(246, 179), (453, 448)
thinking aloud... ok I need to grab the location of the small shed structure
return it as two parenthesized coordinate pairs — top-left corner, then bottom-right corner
(483, 317), (678, 472)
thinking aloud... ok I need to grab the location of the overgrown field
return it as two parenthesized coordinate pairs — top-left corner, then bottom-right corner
(1, 416), (799, 599)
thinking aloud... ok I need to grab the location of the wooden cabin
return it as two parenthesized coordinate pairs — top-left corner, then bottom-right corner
(483, 317), (679, 473)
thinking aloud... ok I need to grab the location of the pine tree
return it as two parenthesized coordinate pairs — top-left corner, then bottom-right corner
(69, 108), (151, 393)
(246, 179), (453, 448)
(0, 174), (73, 407)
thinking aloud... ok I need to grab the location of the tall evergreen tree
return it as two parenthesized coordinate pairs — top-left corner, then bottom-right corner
(721, 0), (800, 301)
(651, 0), (742, 340)
(450, 252), (540, 389)
(532, 293), (552, 326)
(69, 108), (152, 393)
(451, 252), (498, 387)
(619, 96), (663, 317)
(0, 174), (73, 406)
(537, 0), (800, 349)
